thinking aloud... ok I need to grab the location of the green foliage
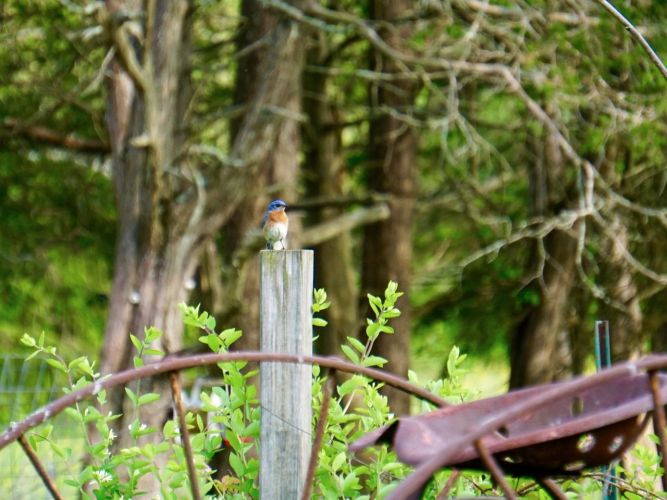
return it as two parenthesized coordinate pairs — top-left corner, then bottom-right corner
(0, 153), (114, 355)
(312, 288), (331, 328)
(12, 287), (449, 497)
(18, 284), (664, 498)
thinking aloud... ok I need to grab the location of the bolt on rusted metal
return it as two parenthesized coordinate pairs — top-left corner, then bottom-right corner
(18, 434), (63, 500)
(169, 371), (202, 500)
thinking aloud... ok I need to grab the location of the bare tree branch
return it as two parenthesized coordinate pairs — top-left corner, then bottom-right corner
(2, 118), (110, 153)
(301, 204), (390, 246)
(595, 0), (667, 81)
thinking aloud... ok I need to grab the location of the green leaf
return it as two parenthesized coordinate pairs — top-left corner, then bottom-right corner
(367, 294), (382, 317)
(79, 359), (95, 377)
(64, 407), (82, 422)
(143, 348), (164, 356)
(229, 452), (244, 477)
(191, 432), (206, 452)
(338, 376), (365, 396)
(362, 355), (387, 367)
(25, 350), (40, 361)
(312, 317), (328, 327)
(125, 387), (138, 405)
(20, 334), (36, 347)
(347, 337), (366, 353)
(220, 328), (242, 347)
(205, 315), (216, 331)
(383, 308), (401, 318)
(144, 326), (162, 343)
(130, 334), (142, 352)
(68, 356), (86, 371)
(138, 393), (161, 406)
(331, 452), (346, 471)
(133, 356), (144, 368)
(163, 420), (177, 439)
(341, 345), (359, 364)
(45, 358), (67, 373)
(365, 322), (381, 341)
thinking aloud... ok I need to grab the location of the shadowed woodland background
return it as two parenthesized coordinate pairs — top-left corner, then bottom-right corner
(1, 0), (666, 445)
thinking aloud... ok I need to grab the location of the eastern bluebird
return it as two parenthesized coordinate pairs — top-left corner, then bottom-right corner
(262, 199), (289, 250)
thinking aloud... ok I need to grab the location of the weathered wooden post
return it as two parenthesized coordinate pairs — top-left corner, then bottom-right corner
(260, 250), (313, 498)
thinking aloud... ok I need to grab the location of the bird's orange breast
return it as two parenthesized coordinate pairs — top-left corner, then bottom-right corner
(268, 209), (288, 224)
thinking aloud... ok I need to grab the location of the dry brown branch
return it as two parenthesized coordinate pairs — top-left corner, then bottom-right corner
(2, 118), (110, 153)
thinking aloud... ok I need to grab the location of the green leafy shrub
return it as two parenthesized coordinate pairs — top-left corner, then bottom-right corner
(18, 282), (661, 498)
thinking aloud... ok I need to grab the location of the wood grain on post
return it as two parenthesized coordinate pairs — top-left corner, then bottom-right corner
(260, 250), (314, 499)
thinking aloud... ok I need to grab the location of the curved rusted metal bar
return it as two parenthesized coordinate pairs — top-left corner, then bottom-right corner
(387, 355), (667, 500)
(538, 478), (568, 500)
(302, 369), (336, 500)
(436, 469), (460, 499)
(649, 370), (667, 491)
(474, 438), (517, 499)
(18, 434), (63, 500)
(0, 351), (449, 451)
(169, 372), (201, 500)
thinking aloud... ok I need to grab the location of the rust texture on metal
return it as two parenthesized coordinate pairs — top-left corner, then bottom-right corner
(169, 371), (202, 500)
(18, 434), (64, 500)
(351, 360), (667, 500)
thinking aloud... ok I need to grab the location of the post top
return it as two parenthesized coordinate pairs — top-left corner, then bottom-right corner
(259, 249), (314, 254)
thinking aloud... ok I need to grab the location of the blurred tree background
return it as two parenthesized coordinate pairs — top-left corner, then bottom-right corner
(1, 0), (666, 427)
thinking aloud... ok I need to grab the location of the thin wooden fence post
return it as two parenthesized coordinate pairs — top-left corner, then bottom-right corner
(260, 250), (313, 499)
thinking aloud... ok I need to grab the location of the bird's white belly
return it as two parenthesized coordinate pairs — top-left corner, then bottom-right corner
(266, 222), (288, 249)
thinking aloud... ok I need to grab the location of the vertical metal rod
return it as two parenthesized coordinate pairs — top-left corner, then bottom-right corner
(473, 439), (517, 499)
(169, 371), (202, 500)
(648, 370), (667, 492)
(17, 434), (63, 500)
(436, 469), (461, 499)
(302, 369), (335, 500)
(537, 477), (568, 500)
(595, 320), (617, 500)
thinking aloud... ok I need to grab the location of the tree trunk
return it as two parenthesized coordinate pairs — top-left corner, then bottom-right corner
(219, 0), (303, 351)
(303, 38), (357, 356)
(101, 0), (307, 488)
(362, 0), (417, 415)
(598, 141), (643, 361)
(102, 0), (197, 443)
(509, 128), (575, 388)
(509, 228), (578, 387)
